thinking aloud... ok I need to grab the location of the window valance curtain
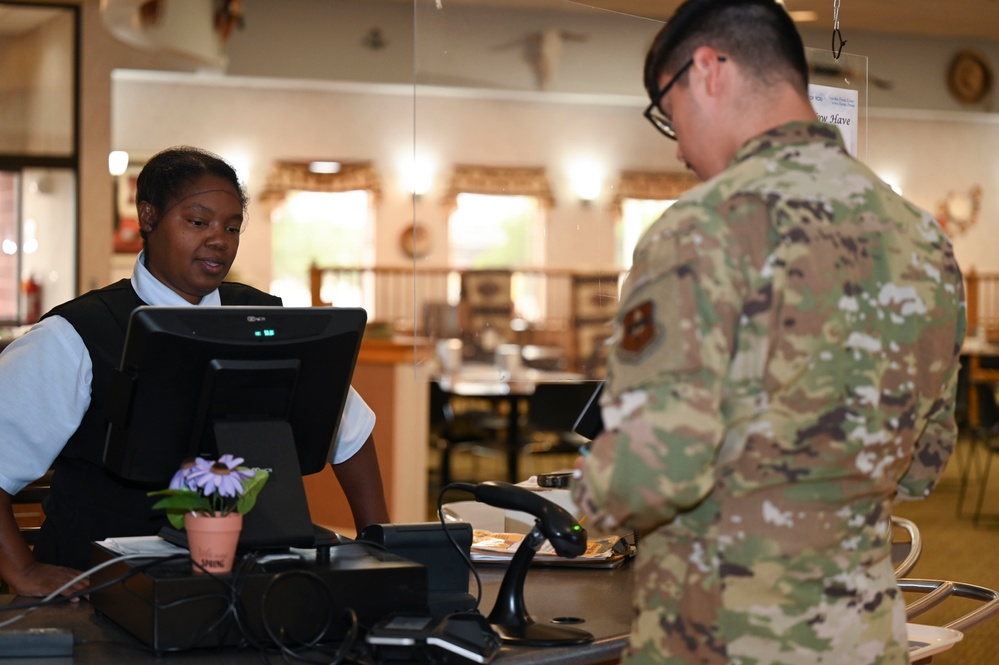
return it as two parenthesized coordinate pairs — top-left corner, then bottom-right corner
(442, 164), (555, 212)
(258, 161), (382, 206)
(610, 170), (700, 216)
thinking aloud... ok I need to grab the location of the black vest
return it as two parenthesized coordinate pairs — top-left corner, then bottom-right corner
(35, 280), (281, 569)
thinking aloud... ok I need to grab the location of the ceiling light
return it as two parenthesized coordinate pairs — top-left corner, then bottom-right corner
(569, 159), (604, 203)
(108, 150), (129, 176)
(775, 2), (818, 22)
(401, 153), (434, 196)
(788, 10), (819, 22)
(309, 161), (341, 174)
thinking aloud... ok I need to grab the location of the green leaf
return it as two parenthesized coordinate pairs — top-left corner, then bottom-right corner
(149, 489), (213, 523)
(235, 469), (269, 516)
(166, 512), (186, 530)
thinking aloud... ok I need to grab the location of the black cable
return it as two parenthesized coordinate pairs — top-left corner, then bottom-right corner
(0, 552), (192, 613)
(148, 573), (243, 653)
(154, 552), (301, 657)
(233, 548), (372, 664)
(322, 608), (360, 665)
(0, 552), (249, 657)
(267, 607), (360, 665)
(34, 547), (372, 663)
(132, 553), (256, 653)
(258, 568), (335, 663)
(100, 552), (262, 655)
(437, 482), (483, 611)
(232, 553), (278, 654)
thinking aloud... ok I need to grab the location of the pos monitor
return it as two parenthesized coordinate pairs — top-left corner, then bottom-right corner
(103, 305), (367, 550)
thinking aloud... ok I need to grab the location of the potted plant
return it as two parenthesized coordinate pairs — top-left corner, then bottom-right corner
(148, 454), (269, 574)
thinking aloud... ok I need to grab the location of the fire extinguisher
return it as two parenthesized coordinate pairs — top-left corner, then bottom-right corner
(20, 275), (41, 325)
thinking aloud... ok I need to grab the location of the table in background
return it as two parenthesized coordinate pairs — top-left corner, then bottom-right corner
(438, 365), (588, 484)
(0, 561), (633, 665)
(961, 335), (999, 428)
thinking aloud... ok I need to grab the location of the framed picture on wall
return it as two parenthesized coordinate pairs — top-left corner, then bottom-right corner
(113, 163), (143, 254)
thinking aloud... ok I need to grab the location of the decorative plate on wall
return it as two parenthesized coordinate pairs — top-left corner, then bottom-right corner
(399, 223), (430, 258)
(947, 49), (993, 104)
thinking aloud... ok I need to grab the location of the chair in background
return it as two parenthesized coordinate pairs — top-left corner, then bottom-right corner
(429, 382), (506, 490)
(891, 519), (999, 663)
(901, 579), (999, 664)
(11, 470), (53, 547)
(519, 382), (600, 476)
(956, 378), (999, 525)
(1, 470), (53, 592)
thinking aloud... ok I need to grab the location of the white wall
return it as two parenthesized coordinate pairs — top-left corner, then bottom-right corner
(868, 110), (999, 274)
(114, 73), (999, 293)
(112, 73), (679, 289)
(109, 0), (999, 292)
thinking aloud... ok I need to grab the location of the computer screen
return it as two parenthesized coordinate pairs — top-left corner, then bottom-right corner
(572, 381), (604, 441)
(103, 305), (367, 548)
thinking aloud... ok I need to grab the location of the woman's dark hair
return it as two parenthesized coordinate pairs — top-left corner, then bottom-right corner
(135, 146), (248, 239)
(644, 0), (809, 100)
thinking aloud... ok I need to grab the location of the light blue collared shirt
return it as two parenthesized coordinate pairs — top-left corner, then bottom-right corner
(0, 253), (374, 494)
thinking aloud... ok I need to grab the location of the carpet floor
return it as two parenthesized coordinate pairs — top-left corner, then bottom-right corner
(894, 434), (999, 665)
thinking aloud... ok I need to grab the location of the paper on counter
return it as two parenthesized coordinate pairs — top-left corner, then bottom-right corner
(97, 536), (188, 557)
(471, 528), (631, 565)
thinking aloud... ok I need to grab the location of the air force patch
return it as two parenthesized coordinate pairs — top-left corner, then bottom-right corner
(620, 300), (659, 357)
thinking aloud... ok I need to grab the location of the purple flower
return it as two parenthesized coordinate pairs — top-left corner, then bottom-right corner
(217, 454), (256, 484)
(168, 458), (208, 491)
(189, 454), (255, 498)
(153, 455), (268, 527)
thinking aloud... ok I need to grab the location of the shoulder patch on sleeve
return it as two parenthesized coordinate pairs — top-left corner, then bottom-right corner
(620, 300), (659, 355)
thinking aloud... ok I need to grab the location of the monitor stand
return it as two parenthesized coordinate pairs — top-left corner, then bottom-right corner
(159, 420), (332, 552)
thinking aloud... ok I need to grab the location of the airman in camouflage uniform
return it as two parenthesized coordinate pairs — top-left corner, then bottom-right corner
(571, 2), (966, 664)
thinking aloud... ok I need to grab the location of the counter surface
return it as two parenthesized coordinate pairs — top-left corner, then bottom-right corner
(0, 559), (633, 665)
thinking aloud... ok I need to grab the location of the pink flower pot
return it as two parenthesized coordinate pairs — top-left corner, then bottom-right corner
(184, 512), (242, 575)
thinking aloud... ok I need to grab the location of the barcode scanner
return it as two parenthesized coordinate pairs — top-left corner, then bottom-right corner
(469, 481), (586, 557)
(454, 480), (594, 646)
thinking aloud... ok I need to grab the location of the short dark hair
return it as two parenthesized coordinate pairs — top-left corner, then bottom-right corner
(644, 0), (808, 100)
(135, 145), (248, 221)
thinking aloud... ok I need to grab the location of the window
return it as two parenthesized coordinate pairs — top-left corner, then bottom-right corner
(611, 170), (699, 270)
(0, 172), (18, 323)
(269, 190), (374, 308)
(0, 3), (79, 322)
(448, 193), (543, 269)
(447, 193), (545, 320)
(0, 168), (77, 324)
(617, 198), (675, 269)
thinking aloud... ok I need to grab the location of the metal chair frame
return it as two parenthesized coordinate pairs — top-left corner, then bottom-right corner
(901, 578), (999, 664)
(889, 515), (999, 662)
(891, 515), (923, 579)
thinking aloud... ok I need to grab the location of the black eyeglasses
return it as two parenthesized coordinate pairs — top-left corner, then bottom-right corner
(643, 56), (727, 140)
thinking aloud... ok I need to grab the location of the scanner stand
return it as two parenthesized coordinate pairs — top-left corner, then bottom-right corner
(486, 524), (593, 646)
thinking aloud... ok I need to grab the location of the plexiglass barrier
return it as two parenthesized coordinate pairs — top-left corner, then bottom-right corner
(411, 0), (661, 386)
(404, 2), (868, 388)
